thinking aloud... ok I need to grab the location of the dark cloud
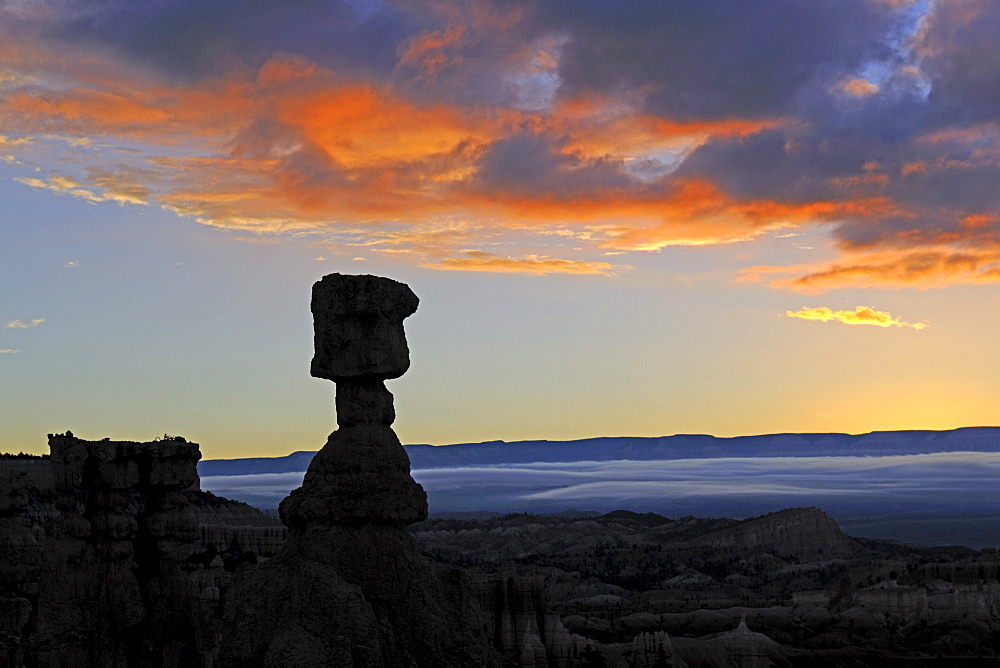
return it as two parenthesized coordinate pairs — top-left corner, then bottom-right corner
(681, 127), (1000, 254)
(488, 0), (1000, 263)
(890, 163), (1000, 213)
(48, 0), (422, 80)
(530, 0), (897, 120)
(677, 127), (911, 206)
(920, 0), (1000, 126)
(474, 132), (633, 197)
(677, 130), (836, 203)
(666, 0), (1000, 257)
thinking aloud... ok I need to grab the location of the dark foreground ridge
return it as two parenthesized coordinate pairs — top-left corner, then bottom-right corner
(10, 448), (1000, 667)
(0, 274), (582, 667)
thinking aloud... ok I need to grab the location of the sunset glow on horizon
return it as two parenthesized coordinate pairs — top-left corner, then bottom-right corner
(2, 0), (999, 458)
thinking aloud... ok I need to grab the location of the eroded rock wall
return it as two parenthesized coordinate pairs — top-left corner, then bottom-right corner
(476, 575), (586, 667)
(0, 472), (43, 667)
(17, 433), (223, 668)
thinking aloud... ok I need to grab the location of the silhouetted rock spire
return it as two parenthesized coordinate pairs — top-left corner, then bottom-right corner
(280, 273), (428, 528)
(222, 274), (498, 667)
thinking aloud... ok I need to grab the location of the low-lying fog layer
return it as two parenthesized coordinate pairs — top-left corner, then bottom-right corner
(201, 452), (1000, 547)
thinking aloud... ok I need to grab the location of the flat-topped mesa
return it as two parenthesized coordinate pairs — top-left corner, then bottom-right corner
(280, 274), (427, 529)
(40, 433), (205, 665)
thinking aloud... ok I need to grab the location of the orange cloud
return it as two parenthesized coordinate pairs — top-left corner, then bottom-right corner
(6, 88), (171, 127)
(422, 251), (618, 275)
(961, 213), (997, 229)
(396, 25), (469, 80)
(279, 89), (491, 171)
(0, 32), (808, 271)
(2, 38), (990, 291)
(742, 247), (1000, 291)
(592, 181), (902, 252)
(3, 52), (795, 257)
(830, 172), (891, 189)
(786, 306), (927, 329)
(917, 122), (1000, 146)
(15, 175), (147, 205)
(833, 77), (880, 98)
(0, 133), (30, 147)
(0, 52), (910, 290)
(393, 1), (536, 96)
(552, 94), (784, 161)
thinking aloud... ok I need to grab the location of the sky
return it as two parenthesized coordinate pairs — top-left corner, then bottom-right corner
(2, 0), (999, 459)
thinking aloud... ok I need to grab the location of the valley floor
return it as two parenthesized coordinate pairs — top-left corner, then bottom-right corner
(413, 508), (1000, 666)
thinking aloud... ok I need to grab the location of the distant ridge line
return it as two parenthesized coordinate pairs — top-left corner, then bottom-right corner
(198, 426), (1000, 477)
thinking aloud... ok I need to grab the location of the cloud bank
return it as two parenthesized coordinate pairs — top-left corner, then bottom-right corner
(201, 452), (1000, 521)
(2, 1), (1000, 284)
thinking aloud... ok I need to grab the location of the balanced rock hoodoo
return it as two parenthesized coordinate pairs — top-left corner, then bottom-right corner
(221, 274), (499, 667)
(280, 274), (427, 527)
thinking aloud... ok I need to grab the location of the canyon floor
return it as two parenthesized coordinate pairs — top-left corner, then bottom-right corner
(8, 450), (1000, 666)
(198, 489), (1000, 666)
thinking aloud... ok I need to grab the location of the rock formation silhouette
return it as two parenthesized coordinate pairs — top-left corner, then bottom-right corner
(26, 433), (214, 666)
(0, 471), (42, 667)
(220, 274), (500, 667)
(0, 274), (582, 667)
(0, 437), (288, 667)
(281, 273), (427, 527)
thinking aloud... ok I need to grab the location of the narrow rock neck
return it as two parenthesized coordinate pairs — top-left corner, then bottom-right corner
(335, 379), (395, 427)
